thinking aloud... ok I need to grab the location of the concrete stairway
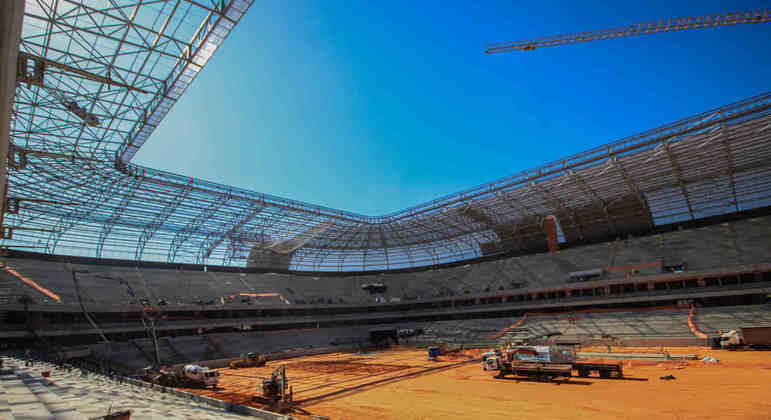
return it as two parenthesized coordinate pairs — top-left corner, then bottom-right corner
(499, 328), (534, 344)
(0, 369), (12, 420)
(202, 336), (226, 359)
(0, 356), (254, 419)
(1, 363), (85, 419)
(0, 270), (22, 308)
(130, 340), (155, 365)
(160, 338), (186, 365)
(693, 305), (771, 333)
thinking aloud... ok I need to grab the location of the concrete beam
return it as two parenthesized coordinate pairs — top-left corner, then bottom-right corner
(0, 0), (25, 230)
(3, 281), (769, 339)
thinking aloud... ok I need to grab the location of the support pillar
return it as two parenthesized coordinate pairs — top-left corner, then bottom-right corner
(0, 0), (25, 232)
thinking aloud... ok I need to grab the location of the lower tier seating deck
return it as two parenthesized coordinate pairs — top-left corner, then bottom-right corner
(0, 355), (251, 420)
(422, 304), (771, 345)
(87, 326), (380, 372)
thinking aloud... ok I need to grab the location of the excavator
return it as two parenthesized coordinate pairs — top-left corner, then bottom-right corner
(229, 352), (267, 369)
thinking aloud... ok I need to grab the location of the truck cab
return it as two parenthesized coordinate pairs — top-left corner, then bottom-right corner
(183, 365), (220, 387)
(482, 355), (502, 372)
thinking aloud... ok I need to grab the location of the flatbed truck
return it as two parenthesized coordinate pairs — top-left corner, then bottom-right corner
(482, 347), (623, 381)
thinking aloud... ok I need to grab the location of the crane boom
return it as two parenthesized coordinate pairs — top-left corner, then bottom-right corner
(486, 9), (770, 54)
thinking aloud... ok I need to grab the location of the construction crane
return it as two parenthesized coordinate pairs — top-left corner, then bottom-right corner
(486, 9), (770, 54)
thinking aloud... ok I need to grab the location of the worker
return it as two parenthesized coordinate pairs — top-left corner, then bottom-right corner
(24, 349), (33, 367)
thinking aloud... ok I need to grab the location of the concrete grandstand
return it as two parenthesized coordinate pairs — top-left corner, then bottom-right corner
(1, 1), (770, 419)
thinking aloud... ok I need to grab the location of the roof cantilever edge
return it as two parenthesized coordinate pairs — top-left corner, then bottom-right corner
(116, 0), (255, 164)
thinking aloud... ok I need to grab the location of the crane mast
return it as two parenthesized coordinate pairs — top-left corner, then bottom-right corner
(487, 10), (770, 54)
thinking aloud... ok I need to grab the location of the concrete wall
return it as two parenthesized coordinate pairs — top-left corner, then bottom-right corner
(88, 326), (378, 372)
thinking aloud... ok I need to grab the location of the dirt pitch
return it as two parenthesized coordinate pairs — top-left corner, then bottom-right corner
(182, 347), (771, 419)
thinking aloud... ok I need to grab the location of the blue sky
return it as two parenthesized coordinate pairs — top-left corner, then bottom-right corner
(133, 0), (771, 216)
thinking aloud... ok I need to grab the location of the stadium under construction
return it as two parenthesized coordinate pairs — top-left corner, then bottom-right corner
(0, 2), (770, 419)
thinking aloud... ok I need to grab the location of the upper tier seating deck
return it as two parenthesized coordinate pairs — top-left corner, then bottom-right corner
(1, 215), (769, 307)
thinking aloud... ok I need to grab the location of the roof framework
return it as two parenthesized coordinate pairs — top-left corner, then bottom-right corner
(5, 2), (771, 271)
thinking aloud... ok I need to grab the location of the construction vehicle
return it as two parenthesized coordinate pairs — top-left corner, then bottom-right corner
(718, 327), (771, 350)
(482, 347), (572, 381)
(229, 352), (267, 369)
(427, 346), (440, 361)
(482, 345), (623, 381)
(740, 327), (771, 349)
(427, 341), (463, 361)
(718, 330), (744, 349)
(486, 359), (573, 381)
(253, 365), (293, 411)
(143, 364), (220, 388)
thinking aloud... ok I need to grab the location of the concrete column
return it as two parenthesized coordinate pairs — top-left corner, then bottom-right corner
(0, 0), (25, 231)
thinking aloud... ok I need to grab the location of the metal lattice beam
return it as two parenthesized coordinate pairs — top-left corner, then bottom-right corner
(117, 0), (253, 162)
(46, 171), (127, 253)
(197, 202), (263, 263)
(167, 190), (231, 262)
(718, 116), (741, 212)
(135, 181), (193, 260)
(96, 175), (143, 257)
(661, 140), (696, 220)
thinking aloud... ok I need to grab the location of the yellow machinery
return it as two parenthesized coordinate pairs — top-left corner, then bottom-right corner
(229, 352), (267, 369)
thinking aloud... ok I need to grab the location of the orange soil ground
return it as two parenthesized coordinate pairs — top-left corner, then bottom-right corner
(183, 347), (771, 420)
